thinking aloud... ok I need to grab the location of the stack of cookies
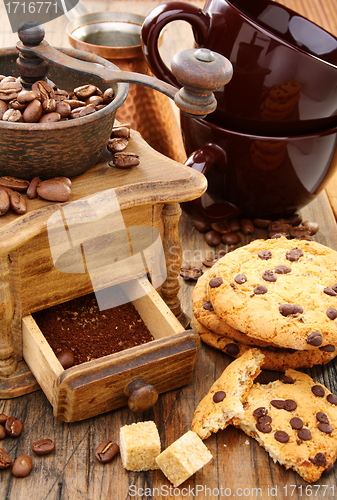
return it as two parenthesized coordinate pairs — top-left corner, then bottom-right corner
(192, 237), (337, 370)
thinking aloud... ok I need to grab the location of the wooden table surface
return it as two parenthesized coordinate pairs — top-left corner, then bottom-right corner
(1, 1), (337, 499)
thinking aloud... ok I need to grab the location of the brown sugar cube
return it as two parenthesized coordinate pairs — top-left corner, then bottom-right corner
(119, 421), (160, 471)
(155, 430), (213, 487)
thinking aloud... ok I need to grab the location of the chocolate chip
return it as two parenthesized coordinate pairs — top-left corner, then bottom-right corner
(258, 415), (272, 424)
(279, 304), (303, 316)
(209, 277), (223, 288)
(322, 463), (334, 474)
(225, 343), (240, 356)
(234, 274), (247, 284)
(280, 375), (295, 384)
(318, 423), (333, 434)
(271, 399), (297, 411)
(310, 453), (326, 467)
(258, 250), (272, 260)
(311, 385), (325, 397)
(290, 417), (303, 430)
(274, 265), (291, 274)
(213, 391), (226, 403)
(254, 285), (268, 295)
(306, 331), (323, 347)
(274, 430), (289, 443)
(253, 407), (268, 418)
(286, 248), (303, 262)
(327, 393), (337, 405)
(298, 428), (312, 441)
(319, 344), (335, 352)
(262, 270), (277, 282)
(203, 301), (214, 311)
(323, 286), (337, 296)
(256, 422), (272, 433)
(179, 266), (203, 281)
(316, 412), (329, 424)
(326, 308), (337, 320)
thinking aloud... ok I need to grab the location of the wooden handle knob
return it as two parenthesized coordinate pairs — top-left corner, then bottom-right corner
(171, 48), (233, 116)
(124, 378), (159, 413)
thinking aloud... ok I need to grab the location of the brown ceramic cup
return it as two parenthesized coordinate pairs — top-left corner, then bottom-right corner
(180, 113), (337, 221)
(141, 0), (337, 130)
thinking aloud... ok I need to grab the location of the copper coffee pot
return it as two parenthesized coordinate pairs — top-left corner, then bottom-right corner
(0, 21), (232, 180)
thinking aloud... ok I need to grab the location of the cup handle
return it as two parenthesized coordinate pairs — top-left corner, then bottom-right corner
(141, 1), (211, 88)
(183, 143), (240, 221)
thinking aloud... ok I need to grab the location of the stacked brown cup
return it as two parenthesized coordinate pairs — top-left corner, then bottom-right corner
(142, 0), (337, 222)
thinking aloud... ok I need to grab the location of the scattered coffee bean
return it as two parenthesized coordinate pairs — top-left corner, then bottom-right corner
(287, 213), (302, 226)
(0, 188), (10, 216)
(110, 152), (140, 168)
(211, 221), (228, 234)
(0, 414), (8, 425)
(302, 220), (319, 235)
(95, 440), (119, 464)
(12, 455), (33, 477)
(202, 254), (224, 267)
(253, 218), (272, 229)
(194, 220), (212, 233)
(204, 230), (221, 247)
(56, 350), (75, 369)
(8, 189), (27, 214)
(37, 179), (71, 202)
(26, 177), (41, 199)
(179, 266), (203, 281)
(213, 391), (226, 403)
(268, 219), (291, 237)
(0, 448), (12, 469)
(0, 176), (29, 192)
(240, 218), (255, 235)
(289, 226), (312, 240)
(107, 137), (129, 153)
(31, 438), (55, 456)
(226, 218), (240, 232)
(5, 416), (23, 437)
(0, 425), (6, 440)
(110, 125), (131, 139)
(221, 232), (241, 245)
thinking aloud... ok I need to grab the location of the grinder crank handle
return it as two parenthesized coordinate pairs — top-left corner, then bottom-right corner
(16, 22), (233, 117)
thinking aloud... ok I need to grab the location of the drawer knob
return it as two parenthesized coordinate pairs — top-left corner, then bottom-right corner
(124, 378), (159, 412)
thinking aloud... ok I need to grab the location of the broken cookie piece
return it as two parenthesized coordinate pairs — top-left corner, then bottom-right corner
(191, 349), (265, 439)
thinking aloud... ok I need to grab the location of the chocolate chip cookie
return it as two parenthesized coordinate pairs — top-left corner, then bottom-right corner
(208, 237), (337, 350)
(236, 369), (337, 482)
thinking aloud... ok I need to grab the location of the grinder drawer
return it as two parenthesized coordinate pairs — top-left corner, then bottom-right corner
(22, 277), (199, 422)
